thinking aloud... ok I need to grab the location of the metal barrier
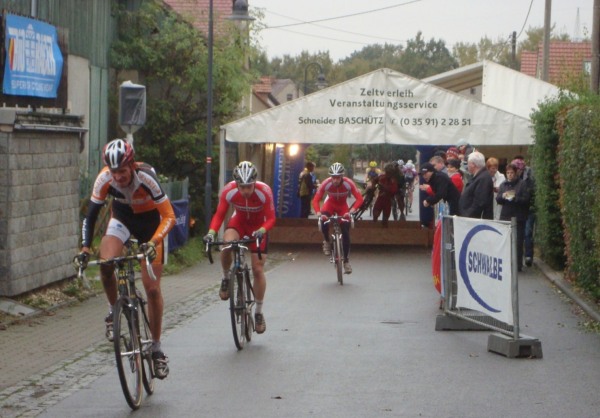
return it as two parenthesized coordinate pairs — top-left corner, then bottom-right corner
(162, 177), (189, 201)
(435, 215), (543, 358)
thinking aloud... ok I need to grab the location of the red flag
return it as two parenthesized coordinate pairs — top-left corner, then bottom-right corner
(432, 220), (442, 294)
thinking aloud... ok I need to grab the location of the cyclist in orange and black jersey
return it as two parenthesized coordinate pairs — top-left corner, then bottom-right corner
(77, 139), (175, 379)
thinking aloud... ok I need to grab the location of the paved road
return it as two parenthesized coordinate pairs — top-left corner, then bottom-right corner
(1, 244), (597, 418)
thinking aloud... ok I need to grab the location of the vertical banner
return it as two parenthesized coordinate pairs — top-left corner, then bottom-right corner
(167, 199), (189, 252)
(3, 14), (64, 98)
(272, 145), (304, 218)
(453, 217), (513, 324)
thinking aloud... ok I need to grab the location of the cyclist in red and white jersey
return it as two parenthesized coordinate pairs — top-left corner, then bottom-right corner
(204, 161), (275, 334)
(312, 162), (364, 274)
(76, 138), (175, 379)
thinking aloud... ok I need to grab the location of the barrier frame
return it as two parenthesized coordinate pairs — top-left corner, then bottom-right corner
(435, 215), (543, 358)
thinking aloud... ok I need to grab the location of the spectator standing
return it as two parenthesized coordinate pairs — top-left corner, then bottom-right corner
(420, 162), (461, 216)
(430, 155), (448, 174)
(372, 163), (400, 226)
(459, 151), (494, 219)
(486, 157), (506, 220)
(298, 161), (317, 218)
(456, 138), (475, 185)
(446, 158), (464, 193)
(513, 156), (536, 267)
(496, 163), (531, 271)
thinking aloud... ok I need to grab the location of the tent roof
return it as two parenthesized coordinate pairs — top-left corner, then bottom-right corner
(222, 66), (534, 146)
(424, 60), (561, 120)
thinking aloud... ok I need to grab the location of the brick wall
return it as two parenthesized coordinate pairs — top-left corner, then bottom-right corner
(0, 111), (84, 296)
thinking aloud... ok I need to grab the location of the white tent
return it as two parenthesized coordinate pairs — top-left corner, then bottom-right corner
(221, 67), (533, 147)
(423, 60), (562, 121)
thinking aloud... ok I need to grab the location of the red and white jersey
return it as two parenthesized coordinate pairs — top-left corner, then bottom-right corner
(209, 181), (276, 231)
(312, 176), (364, 215)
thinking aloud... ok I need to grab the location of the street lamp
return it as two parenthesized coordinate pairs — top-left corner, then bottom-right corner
(303, 62), (327, 95)
(204, 0), (254, 230)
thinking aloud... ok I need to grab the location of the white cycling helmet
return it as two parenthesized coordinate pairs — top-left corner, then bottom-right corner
(397, 159), (405, 166)
(328, 162), (345, 176)
(405, 162), (415, 170)
(232, 161), (258, 185)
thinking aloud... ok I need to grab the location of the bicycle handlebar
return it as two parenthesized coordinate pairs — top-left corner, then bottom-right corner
(76, 252), (156, 281)
(204, 236), (262, 264)
(318, 213), (354, 229)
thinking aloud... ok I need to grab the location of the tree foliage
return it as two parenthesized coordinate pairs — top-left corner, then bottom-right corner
(110, 1), (254, 222)
(397, 32), (457, 78)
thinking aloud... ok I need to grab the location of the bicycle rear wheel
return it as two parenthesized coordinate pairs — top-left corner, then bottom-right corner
(334, 235), (343, 285)
(404, 187), (410, 217)
(113, 297), (143, 410)
(138, 298), (155, 395)
(229, 270), (246, 350)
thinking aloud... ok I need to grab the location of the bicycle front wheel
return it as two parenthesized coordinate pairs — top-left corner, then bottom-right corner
(138, 299), (155, 395)
(113, 297), (143, 410)
(243, 268), (254, 341)
(334, 236), (343, 285)
(229, 270), (246, 350)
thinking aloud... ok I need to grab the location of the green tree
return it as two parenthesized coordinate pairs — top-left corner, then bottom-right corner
(110, 1), (254, 224)
(398, 32), (457, 78)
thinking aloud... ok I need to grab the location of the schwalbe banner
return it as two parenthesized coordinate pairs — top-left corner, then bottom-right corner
(453, 217), (513, 324)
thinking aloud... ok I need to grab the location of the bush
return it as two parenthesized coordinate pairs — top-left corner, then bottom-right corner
(530, 94), (573, 269)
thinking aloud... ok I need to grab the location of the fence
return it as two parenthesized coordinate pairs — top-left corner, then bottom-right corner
(435, 215), (543, 358)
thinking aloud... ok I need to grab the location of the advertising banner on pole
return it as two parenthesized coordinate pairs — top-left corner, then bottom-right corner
(272, 145), (303, 218)
(3, 14), (63, 98)
(453, 217), (513, 324)
(168, 199), (189, 252)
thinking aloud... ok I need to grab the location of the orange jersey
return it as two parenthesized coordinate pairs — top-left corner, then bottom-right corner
(83, 163), (175, 247)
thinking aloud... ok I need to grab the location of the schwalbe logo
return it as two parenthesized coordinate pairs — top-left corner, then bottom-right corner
(458, 224), (504, 313)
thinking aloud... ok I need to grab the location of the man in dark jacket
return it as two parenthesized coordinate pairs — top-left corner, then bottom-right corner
(298, 161), (317, 218)
(420, 162), (461, 216)
(459, 151), (494, 219)
(496, 162), (531, 270)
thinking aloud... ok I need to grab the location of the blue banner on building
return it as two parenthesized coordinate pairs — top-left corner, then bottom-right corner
(168, 199), (190, 252)
(272, 146), (305, 218)
(3, 14), (63, 98)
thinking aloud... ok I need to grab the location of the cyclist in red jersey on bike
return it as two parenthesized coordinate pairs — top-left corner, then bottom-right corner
(312, 162), (364, 274)
(75, 138), (175, 379)
(204, 161), (275, 334)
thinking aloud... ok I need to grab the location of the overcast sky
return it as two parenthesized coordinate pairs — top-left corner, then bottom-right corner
(249, 0), (593, 61)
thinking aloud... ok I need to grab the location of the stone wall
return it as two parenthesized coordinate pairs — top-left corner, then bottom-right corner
(0, 111), (84, 296)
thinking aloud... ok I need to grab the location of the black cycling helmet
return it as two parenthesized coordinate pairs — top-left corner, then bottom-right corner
(103, 139), (135, 169)
(232, 161), (258, 185)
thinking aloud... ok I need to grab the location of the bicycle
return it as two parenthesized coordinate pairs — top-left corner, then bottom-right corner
(319, 213), (353, 285)
(205, 236), (261, 350)
(75, 240), (156, 410)
(353, 187), (375, 221)
(404, 178), (414, 217)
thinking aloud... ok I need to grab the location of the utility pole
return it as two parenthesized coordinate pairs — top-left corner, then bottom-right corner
(592, 0), (600, 93)
(511, 31), (517, 69)
(542, 0), (551, 81)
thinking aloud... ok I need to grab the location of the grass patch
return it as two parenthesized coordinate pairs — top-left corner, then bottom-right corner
(164, 236), (206, 275)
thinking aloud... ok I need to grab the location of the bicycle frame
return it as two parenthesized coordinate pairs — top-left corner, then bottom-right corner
(205, 236), (261, 350)
(319, 214), (352, 285)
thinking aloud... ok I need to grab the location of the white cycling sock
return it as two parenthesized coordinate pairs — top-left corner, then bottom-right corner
(152, 341), (161, 353)
(255, 300), (263, 314)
